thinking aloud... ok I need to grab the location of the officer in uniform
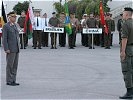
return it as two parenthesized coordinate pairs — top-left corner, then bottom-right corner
(17, 11), (27, 49)
(81, 14), (88, 47)
(42, 13), (49, 47)
(49, 12), (60, 49)
(117, 13), (124, 44)
(119, 7), (133, 99)
(69, 13), (79, 49)
(59, 12), (66, 47)
(2, 11), (20, 86)
(33, 12), (42, 49)
(86, 13), (98, 49)
(104, 13), (115, 49)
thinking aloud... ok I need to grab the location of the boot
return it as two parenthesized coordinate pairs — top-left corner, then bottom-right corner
(119, 88), (133, 99)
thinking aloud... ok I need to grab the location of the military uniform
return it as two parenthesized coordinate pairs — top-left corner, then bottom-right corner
(119, 7), (133, 99)
(59, 17), (66, 47)
(110, 19), (115, 46)
(33, 16), (43, 49)
(69, 17), (79, 49)
(86, 17), (98, 49)
(81, 16), (88, 47)
(117, 18), (124, 44)
(99, 20), (105, 47)
(17, 16), (27, 49)
(104, 19), (114, 49)
(120, 18), (133, 98)
(94, 19), (101, 46)
(49, 16), (60, 49)
(42, 16), (49, 47)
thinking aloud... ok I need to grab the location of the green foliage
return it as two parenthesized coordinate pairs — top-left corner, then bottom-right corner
(13, 1), (29, 15)
(53, 0), (111, 19)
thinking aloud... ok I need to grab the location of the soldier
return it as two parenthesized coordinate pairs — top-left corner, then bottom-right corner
(99, 14), (106, 47)
(17, 11), (27, 49)
(119, 7), (133, 99)
(86, 13), (98, 49)
(33, 12), (43, 49)
(49, 12), (60, 49)
(42, 13), (49, 47)
(104, 13), (114, 49)
(117, 13), (124, 44)
(69, 13), (79, 49)
(110, 14), (115, 46)
(81, 14), (88, 47)
(59, 12), (66, 47)
(94, 15), (101, 46)
(2, 11), (20, 86)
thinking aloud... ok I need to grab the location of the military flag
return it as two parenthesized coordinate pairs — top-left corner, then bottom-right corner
(99, 1), (108, 34)
(24, 2), (34, 39)
(0, 1), (7, 37)
(65, 1), (72, 35)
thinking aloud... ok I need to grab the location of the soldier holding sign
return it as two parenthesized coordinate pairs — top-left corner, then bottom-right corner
(49, 12), (60, 49)
(86, 13), (98, 49)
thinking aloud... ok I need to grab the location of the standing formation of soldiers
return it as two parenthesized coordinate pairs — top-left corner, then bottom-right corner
(16, 11), (117, 50)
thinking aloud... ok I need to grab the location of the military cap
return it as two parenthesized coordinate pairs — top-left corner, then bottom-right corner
(8, 11), (17, 17)
(52, 12), (56, 14)
(106, 12), (111, 16)
(124, 7), (133, 12)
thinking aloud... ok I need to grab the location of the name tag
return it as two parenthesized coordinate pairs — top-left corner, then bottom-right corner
(44, 27), (64, 33)
(83, 28), (102, 34)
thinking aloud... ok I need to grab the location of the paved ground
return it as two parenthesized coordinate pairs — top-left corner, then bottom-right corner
(0, 33), (126, 100)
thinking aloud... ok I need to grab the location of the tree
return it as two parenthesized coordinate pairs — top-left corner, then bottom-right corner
(13, 1), (29, 15)
(54, 0), (111, 19)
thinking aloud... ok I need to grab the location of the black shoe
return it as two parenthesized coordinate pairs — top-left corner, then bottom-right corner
(46, 45), (48, 47)
(89, 47), (95, 49)
(6, 82), (19, 86)
(38, 47), (42, 49)
(34, 47), (36, 49)
(51, 47), (54, 49)
(119, 93), (133, 99)
(85, 45), (88, 47)
(105, 47), (111, 49)
(54, 47), (57, 49)
(69, 47), (74, 49)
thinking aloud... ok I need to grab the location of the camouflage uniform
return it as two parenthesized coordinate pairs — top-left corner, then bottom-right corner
(104, 19), (115, 49)
(117, 18), (124, 44)
(86, 17), (98, 49)
(49, 17), (60, 48)
(121, 18), (133, 89)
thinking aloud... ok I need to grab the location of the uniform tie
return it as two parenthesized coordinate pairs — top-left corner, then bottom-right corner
(37, 17), (39, 26)
(45, 18), (47, 26)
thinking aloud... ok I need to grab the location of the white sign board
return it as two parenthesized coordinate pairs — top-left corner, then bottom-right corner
(83, 28), (102, 34)
(44, 27), (64, 33)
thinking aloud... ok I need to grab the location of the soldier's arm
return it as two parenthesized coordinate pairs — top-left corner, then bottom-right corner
(2, 25), (10, 52)
(120, 22), (128, 60)
(117, 19), (121, 31)
(111, 19), (115, 31)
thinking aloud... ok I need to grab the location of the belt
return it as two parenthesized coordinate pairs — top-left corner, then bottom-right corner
(128, 43), (133, 46)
